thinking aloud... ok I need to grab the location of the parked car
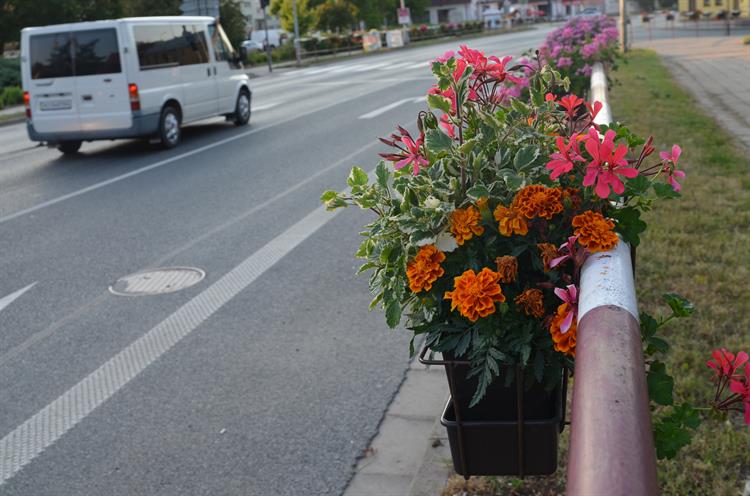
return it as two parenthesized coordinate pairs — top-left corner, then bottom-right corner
(241, 39), (265, 52)
(20, 16), (252, 154)
(576, 7), (601, 17)
(249, 29), (288, 49)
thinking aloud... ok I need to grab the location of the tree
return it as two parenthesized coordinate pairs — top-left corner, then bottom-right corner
(122, 0), (181, 16)
(315, 0), (357, 32)
(270, 0), (315, 35)
(220, 0), (248, 48)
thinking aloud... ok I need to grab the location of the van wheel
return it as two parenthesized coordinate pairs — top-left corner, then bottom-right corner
(234, 90), (251, 126)
(158, 105), (181, 149)
(58, 140), (82, 155)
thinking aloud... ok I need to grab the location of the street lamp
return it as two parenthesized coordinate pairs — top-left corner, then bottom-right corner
(292, 0), (302, 66)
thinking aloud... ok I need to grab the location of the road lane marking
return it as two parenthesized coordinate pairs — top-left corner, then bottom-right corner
(0, 77), (411, 226)
(253, 102), (282, 111)
(0, 283), (36, 314)
(358, 96), (426, 119)
(0, 139), (379, 369)
(0, 170), (371, 484)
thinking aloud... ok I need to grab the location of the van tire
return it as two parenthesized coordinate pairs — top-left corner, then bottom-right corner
(158, 105), (181, 149)
(58, 141), (82, 155)
(234, 89), (251, 126)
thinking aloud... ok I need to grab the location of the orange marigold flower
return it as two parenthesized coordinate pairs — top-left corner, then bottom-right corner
(493, 205), (528, 237)
(495, 255), (518, 283)
(512, 185), (563, 220)
(406, 245), (446, 293)
(572, 210), (619, 253)
(537, 243), (559, 272)
(444, 268), (506, 322)
(515, 288), (545, 318)
(449, 206), (484, 246)
(549, 302), (577, 356)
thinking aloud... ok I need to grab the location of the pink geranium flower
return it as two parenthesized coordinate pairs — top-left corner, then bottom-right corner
(549, 235), (588, 270)
(547, 135), (583, 180)
(585, 101), (603, 122)
(707, 348), (748, 378)
(583, 128), (639, 198)
(378, 126), (429, 176)
(558, 94), (584, 118)
(659, 144), (686, 192)
(729, 364), (750, 424)
(440, 114), (456, 139)
(553, 284), (578, 334)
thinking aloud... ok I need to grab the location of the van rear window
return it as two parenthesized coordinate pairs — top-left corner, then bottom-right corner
(30, 33), (73, 79)
(74, 29), (121, 76)
(30, 29), (121, 79)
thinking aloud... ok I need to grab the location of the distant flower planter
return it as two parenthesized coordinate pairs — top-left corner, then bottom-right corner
(421, 347), (567, 477)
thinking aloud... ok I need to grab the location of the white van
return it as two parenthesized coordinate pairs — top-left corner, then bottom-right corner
(21, 16), (252, 154)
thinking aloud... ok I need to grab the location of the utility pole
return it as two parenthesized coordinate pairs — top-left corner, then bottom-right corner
(261, 0), (272, 72)
(292, 0), (302, 67)
(619, 0), (628, 53)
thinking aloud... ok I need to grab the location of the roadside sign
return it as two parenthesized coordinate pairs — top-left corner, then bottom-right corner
(397, 7), (412, 25)
(362, 31), (382, 52)
(386, 30), (404, 48)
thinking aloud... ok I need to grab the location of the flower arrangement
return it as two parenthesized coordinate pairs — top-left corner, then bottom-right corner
(539, 16), (620, 95)
(322, 43), (686, 407)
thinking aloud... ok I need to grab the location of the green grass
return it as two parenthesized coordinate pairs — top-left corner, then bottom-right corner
(441, 49), (750, 496)
(0, 111), (24, 124)
(610, 48), (750, 496)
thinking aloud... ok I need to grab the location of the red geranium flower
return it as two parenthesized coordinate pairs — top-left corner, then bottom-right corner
(583, 127), (639, 198)
(547, 134), (583, 180)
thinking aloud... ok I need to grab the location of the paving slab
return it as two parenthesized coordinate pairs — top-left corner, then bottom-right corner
(634, 35), (750, 150)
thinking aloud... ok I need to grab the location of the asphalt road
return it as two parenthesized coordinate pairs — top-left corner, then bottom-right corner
(0, 27), (554, 495)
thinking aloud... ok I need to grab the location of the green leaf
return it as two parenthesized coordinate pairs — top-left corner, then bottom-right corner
(647, 361), (674, 406)
(385, 299), (402, 328)
(465, 184), (490, 200)
(610, 206), (647, 247)
(320, 190), (338, 202)
(347, 167), (369, 188)
(425, 129), (454, 153)
(653, 182), (681, 199)
(513, 145), (540, 172)
(648, 336), (670, 354)
(654, 417), (692, 459)
(624, 175), (650, 197)
(427, 93), (452, 114)
(375, 162), (390, 189)
(663, 293), (694, 318)
(640, 312), (659, 339)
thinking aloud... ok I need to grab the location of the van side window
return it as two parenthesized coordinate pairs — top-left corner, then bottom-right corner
(30, 32), (73, 79)
(208, 24), (229, 63)
(174, 24), (210, 65)
(134, 25), (180, 69)
(73, 29), (121, 76)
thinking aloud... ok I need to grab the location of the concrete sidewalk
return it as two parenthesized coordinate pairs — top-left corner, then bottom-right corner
(343, 356), (452, 496)
(634, 35), (750, 149)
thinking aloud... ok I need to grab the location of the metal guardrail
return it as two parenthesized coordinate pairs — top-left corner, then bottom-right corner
(565, 62), (659, 496)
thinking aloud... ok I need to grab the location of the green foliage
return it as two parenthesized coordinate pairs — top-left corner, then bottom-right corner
(270, 0), (315, 35)
(0, 86), (22, 109)
(0, 59), (20, 89)
(314, 0), (358, 32)
(220, 0), (248, 50)
(641, 293), (699, 460)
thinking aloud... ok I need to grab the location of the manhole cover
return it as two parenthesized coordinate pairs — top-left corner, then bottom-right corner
(109, 267), (206, 296)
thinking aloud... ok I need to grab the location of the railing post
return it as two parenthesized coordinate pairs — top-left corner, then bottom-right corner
(565, 63), (659, 496)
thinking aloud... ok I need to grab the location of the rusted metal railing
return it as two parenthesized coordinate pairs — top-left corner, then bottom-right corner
(565, 62), (659, 496)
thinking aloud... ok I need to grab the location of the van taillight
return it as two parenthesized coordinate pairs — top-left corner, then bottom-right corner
(23, 91), (31, 119)
(128, 84), (140, 111)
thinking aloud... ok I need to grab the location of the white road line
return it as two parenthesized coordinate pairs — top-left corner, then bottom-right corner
(407, 61), (430, 70)
(253, 102), (281, 111)
(0, 78), (401, 226)
(329, 63), (368, 73)
(358, 96), (425, 119)
(0, 282), (37, 314)
(0, 176), (363, 484)
(350, 62), (391, 72)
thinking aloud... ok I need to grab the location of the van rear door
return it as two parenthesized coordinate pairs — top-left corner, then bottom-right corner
(73, 27), (131, 131)
(26, 30), (80, 133)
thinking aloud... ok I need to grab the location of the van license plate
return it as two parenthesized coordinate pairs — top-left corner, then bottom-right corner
(40, 99), (72, 111)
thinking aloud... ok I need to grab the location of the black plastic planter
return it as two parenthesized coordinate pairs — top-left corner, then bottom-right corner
(421, 347), (566, 477)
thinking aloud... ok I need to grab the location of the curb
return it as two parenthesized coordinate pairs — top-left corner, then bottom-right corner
(0, 114), (24, 128)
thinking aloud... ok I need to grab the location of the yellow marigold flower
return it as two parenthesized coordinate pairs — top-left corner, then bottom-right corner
(493, 205), (528, 237)
(512, 185), (563, 220)
(406, 245), (446, 293)
(444, 268), (506, 322)
(537, 243), (559, 272)
(549, 302), (577, 357)
(495, 255), (518, 283)
(449, 206), (484, 246)
(515, 288), (545, 318)
(572, 210), (619, 253)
